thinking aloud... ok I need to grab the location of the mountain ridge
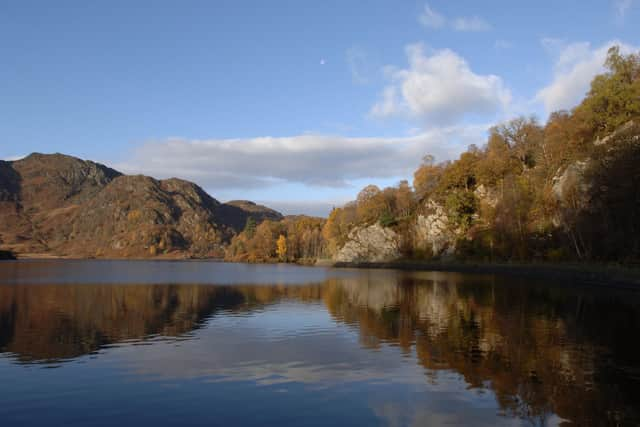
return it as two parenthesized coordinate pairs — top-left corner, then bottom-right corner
(0, 153), (283, 258)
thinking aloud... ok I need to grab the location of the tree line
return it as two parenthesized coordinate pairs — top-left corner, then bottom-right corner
(225, 215), (325, 263)
(226, 47), (640, 264)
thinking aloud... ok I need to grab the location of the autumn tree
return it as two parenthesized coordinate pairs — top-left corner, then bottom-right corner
(228, 215), (326, 263)
(438, 151), (479, 192)
(576, 46), (640, 137)
(356, 185), (387, 223)
(413, 156), (444, 200)
(543, 111), (577, 172)
(276, 234), (287, 261)
(323, 205), (356, 256)
(394, 180), (415, 218)
(494, 116), (543, 169)
(243, 217), (257, 239)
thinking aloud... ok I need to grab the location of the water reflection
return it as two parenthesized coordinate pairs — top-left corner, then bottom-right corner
(0, 267), (639, 426)
(0, 283), (324, 362)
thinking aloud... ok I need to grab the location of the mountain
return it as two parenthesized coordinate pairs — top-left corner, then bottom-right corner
(0, 153), (283, 258)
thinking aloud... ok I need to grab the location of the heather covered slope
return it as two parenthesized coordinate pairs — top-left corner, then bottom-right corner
(0, 153), (282, 258)
(0, 153), (124, 255)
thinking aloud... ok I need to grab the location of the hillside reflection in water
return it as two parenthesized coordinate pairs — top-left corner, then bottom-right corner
(0, 262), (639, 426)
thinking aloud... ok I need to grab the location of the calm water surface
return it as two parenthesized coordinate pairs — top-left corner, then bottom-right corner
(0, 260), (639, 426)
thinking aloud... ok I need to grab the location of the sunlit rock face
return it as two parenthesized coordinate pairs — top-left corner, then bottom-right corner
(473, 184), (498, 209)
(414, 200), (456, 257)
(334, 223), (400, 262)
(552, 160), (591, 210)
(594, 119), (637, 146)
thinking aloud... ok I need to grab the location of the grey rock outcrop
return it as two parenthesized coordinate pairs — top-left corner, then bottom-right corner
(414, 200), (456, 257)
(551, 161), (591, 210)
(551, 121), (640, 225)
(334, 223), (400, 262)
(594, 120), (637, 146)
(474, 184), (498, 208)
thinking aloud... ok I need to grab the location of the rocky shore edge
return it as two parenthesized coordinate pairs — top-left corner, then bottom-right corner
(0, 250), (16, 260)
(329, 260), (640, 289)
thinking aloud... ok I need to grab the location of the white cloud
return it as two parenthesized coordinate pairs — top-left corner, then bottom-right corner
(419, 4), (491, 32)
(370, 44), (511, 124)
(117, 125), (486, 193)
(451, 16), (492, 32)
(535, 40), (638, 113)
(419, 4), (446, 29)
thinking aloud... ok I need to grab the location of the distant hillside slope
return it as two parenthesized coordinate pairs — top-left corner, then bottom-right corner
(216, 200), (284, 232)
(0, 153), (283, 258)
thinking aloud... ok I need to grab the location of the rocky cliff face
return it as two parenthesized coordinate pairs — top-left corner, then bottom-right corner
(334, 202), (463, 263)
(552, 121), (640, 220)
(552, 161), (591, 211)
(0, 153), (282, 258)
(334, 223), (400, 262)
(414, 200), (457, 257)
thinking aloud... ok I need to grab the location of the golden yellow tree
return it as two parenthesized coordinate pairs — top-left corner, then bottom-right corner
(276, 234), (287, 261)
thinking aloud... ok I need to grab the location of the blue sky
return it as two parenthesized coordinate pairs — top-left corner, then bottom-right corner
(1, 0), (638, 215)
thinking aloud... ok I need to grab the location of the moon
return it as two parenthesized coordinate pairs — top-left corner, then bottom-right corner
(320, 59), (326, 65)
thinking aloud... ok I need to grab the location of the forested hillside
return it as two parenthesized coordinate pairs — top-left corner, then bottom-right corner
(226, 47), (640, 264)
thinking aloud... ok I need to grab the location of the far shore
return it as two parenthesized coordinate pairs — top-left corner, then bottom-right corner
(330, 260), (640, 289)
(4, 252), (640, 289)
(4, 252), (220, 261)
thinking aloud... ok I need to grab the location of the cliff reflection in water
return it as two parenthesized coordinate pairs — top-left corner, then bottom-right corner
(1, 272), (639, 425)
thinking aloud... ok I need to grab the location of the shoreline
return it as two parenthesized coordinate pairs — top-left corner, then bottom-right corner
(331, 260), (640, 289)
(5, 253), (640, 289)
(6, 252), (222, 261)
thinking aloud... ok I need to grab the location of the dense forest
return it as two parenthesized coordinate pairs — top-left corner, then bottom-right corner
(225, 47), (640, 265)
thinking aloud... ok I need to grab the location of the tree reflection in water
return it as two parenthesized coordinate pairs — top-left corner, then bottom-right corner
(0, 271), (638, 425)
